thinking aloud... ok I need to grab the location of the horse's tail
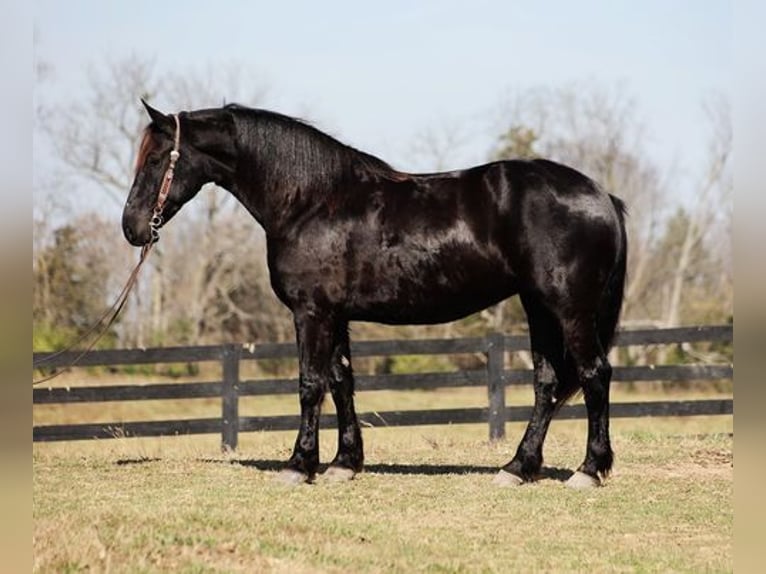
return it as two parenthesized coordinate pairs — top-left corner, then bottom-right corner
(598, 195), (628, 352)
(551, 195), (627, 409)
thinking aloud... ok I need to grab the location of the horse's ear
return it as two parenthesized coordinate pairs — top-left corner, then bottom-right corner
(141, 99), (173, 131)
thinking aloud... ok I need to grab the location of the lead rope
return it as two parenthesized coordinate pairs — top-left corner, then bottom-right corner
(32, 243), (154, 385)
(33, 114), (181, 385)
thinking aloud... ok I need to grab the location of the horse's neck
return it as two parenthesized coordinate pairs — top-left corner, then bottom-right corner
(227, 119), (347, 236)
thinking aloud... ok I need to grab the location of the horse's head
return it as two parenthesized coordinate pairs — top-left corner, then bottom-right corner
(122, 100), (237, 246)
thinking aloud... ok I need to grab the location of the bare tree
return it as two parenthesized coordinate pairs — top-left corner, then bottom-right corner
(492, 83), (667, 322)
(40, 57), (160, 206)
(36, 56), (286, 348)
(663, 95), (732, 327)
(408, 119), (472, 172)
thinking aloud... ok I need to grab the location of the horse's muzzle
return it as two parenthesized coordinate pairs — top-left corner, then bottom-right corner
(122, 215), (151, 247)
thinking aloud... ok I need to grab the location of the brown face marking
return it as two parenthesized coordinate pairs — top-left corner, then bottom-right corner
(134, 128), (158, 174)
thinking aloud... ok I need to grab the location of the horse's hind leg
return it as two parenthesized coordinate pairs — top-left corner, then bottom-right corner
(495, 295), (578, 486)
(560, 314), (614, 489)
(324, 322), (364, 481)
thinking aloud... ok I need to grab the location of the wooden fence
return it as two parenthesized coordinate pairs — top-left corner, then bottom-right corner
(33, 325), (733, 449)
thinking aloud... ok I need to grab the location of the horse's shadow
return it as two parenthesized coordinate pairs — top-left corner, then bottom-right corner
(115, 457), (574, 482)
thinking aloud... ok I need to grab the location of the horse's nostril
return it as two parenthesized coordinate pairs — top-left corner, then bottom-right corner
(124, 225), (136, 244)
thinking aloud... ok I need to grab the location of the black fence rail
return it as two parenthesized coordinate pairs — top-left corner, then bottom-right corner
(33, 325), (733, 448)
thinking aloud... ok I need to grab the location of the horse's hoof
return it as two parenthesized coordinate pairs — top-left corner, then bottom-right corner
(323, 466), (356, 482)
(275, 469), (310, 485)
(493, 470), (525, 487)
(565, 471), (601, 489)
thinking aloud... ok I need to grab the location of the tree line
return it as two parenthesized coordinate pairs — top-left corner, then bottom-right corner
(33, 58), (732, 369)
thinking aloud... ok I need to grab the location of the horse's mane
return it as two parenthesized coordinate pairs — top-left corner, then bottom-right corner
(222, 103), (408, 187)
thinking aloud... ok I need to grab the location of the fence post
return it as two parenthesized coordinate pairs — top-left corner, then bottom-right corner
(221, 344), (240, 452)
(486, 332), (506, 441)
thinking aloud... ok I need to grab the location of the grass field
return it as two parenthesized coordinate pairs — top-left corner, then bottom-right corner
(33, 382), (733, 573)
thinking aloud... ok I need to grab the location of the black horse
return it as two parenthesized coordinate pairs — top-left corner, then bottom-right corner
(123, 101), (627, 489)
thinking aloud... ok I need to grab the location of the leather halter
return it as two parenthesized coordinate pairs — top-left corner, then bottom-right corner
(149, 113), (181, 243)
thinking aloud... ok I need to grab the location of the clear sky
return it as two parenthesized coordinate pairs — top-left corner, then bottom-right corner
(34, 1), (731, 216)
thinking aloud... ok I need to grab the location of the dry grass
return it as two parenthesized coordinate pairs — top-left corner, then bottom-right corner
(34, 407), (732, 573)
(34, 374), (733, 572)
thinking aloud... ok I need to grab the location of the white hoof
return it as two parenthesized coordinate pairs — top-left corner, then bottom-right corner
(275, 469), (310, 485)
(323, 466), (356, 482)
(565, 471), (601, 489)
(493, 470), (525, 487)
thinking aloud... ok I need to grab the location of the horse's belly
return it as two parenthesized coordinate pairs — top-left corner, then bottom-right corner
(347, 246), (517, 325)
(352, 288), (516, 325)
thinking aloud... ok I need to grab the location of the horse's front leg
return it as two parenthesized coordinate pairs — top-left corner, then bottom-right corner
(278, 309), (335, 484)
(324, 322), (364, 481)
